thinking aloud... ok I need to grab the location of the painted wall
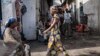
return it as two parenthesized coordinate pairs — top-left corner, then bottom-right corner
(75, 0), (81, 23)
(36, 0), (40, 25)
(22, 0), (36, 40)
(1, 0), (16, 33)
(2, 0), (37, 40)
(83, 0), (99, 31)
(75, 0), (100, 32)
(98, 0), (100, 32)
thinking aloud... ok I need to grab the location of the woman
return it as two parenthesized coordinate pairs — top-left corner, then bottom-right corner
(15, 0), (22, 22)
(3, 18), (29, 56)
(43, 6), (69, 56)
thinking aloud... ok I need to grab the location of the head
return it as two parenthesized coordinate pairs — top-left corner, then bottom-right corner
(64, 3), (69, 11)
(61, 1), (69, 11)
(5, 18), (18, 28)
(57, 6), (64, 14)
(50, 6), (58, 15)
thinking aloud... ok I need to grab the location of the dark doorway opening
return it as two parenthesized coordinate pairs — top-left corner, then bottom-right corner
(0, 0), (2, 38)
(0, 0), (2, 20)
(47, 0), (53, 7)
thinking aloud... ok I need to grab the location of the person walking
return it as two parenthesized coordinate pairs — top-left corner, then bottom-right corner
(43, 6), (69, 56)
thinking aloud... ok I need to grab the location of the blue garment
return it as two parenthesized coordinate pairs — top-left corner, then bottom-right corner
(5, 18), (16, 27)
(1, 18), (16, 40)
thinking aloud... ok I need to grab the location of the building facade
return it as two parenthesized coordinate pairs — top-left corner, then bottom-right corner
(1, 0), (36, 40)
(1, 0), (100, 40)
(76, 0), (100, 33)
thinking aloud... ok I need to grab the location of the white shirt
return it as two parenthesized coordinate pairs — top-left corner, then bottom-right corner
(64, 11), (71, 23)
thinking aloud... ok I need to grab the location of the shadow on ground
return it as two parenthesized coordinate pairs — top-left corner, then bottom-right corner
(30, 33), (100, 51)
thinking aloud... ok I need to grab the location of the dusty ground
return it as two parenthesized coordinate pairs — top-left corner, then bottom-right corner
(0, 41), (7, 56)
(30, 33), (100, 56)
(0, 32), (100, 56)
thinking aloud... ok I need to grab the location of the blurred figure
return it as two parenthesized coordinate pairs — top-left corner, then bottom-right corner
(57, 6), (65, 36)
(64, 10), (72, 37)
(3, 18), (30, 56)
(62, 3), (73, 38)
(15, 0), (22, 22)
(37, 18), (45, 43)
(43, 6), (69, 56)
(15, 0), (27, 41)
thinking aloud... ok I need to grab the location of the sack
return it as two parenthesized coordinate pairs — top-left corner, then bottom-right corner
(21, 5), (27, 15)
(10, 44), (31, 56)
(24, 44), (31, 56)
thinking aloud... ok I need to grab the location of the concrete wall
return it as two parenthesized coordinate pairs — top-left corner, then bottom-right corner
(98, 0), (100, 32)
(83, 0), (99, 31)
(36, 0), (40, 25)
(75, 0), (81, 23)
(22, 0), (36, 40)
(53, 0), (100, 31)
(75, 0), (100, 32)
(2, 0), (37, 40)
(1, 0), (16, 33)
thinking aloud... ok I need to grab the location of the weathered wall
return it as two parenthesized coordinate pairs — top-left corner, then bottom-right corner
(1, 0), (16, 33)
(83, 0), (99, 31)
(2, 0), (37, 40)
(36, 0), (40, 25)
(98, 0), (100, 33)
(22, 0), (36, 40)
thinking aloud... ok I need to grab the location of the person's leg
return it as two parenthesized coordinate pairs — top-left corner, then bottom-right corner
(62, 22), (67, 36)
(47, 36), (54, 56)
(65, 23), (69, 39)
(55, 35), (69, 56)
(68, 23), (73, 37)
(56, 42), (69, 56)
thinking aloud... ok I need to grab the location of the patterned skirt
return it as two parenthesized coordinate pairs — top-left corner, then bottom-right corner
(47, 32), (69, 56)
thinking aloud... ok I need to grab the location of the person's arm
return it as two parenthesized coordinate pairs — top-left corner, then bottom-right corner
(43, 14), (58, 33)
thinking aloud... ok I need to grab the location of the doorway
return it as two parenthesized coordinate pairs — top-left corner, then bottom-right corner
(0, 0), (2, 37)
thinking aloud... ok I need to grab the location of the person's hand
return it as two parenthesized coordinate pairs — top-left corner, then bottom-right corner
(43, 30), (48, 34)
